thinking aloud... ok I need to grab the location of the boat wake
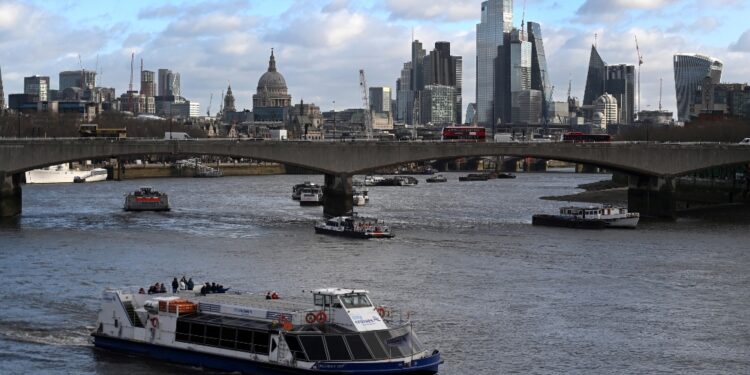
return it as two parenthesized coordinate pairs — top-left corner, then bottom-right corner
(0, 320), (92, 347)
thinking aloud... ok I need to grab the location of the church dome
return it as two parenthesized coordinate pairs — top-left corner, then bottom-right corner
(257, 50), (287, 92)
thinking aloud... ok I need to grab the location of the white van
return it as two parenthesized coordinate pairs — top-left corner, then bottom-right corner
(164, 132), (192, 140)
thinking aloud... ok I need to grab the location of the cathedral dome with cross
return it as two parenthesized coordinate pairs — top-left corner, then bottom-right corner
(253, 49), (292, 110)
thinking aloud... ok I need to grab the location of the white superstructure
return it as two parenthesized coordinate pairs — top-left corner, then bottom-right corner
(25, 164), (107, 184)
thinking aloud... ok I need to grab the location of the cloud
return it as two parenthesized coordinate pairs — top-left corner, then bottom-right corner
(575, 0), (679, 23)
(729, 29), (750, 52)
(384, 0), (476, 22)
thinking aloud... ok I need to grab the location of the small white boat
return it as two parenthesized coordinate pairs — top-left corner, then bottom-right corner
(292, 182), (318, 200)
(25, 164), (107, 184)
(353, 190), (368, 206)
(299, 186), (323, 206)
(363, 175), (384, 186)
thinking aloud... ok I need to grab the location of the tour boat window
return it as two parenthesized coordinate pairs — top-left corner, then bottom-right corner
(314, 294), (335, 307)
(189, 323), (205, 344)
(340, 293), (372, 308)
(205, 325), (220, 346)
(176, 321), (190, 342)
(236, 329), (253, 351)
(254, 331), (270, 354)
(325, 335), (352, 360)
(345, 335), (373, 360)
(220, 327), (237, 349)
(284, 335), (307, 361)
(300, 335), (328, 361)
(361, 331), (387, 359)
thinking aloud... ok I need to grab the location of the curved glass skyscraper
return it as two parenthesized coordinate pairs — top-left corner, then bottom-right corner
(673, 54), (723, 122)
(476, 0), (512, 126)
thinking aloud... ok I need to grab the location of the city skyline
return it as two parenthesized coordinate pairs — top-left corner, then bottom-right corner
(1, 0), (749, 117)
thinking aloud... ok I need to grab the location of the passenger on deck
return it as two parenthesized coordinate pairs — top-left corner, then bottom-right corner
(179, 276), (187, 290)
(271, 291), (279, 300)
(138, 288), (145, 294)
(266, 292), (272, 300)
(172, 278), (179, 293)
(187, 278), (194, 290)
(200, 285), (206, 295)
(159, 283), (166, 293)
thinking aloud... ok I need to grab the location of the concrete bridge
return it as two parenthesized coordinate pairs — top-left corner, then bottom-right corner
(2, 138), (750, 218)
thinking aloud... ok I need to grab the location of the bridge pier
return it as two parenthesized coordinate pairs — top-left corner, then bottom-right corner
(323, 174), (353, 218)
(525, 158), (547, 172)
(0, 172), (22, 217)
(628, 175), (676, 219)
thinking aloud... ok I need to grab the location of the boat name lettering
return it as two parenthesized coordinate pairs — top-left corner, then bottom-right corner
(317, 363), (346, 369)
(351, 315), (381, 326)
(232, 307), (253, 315)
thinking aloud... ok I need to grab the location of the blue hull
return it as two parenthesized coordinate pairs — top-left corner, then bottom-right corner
(92, 334), (441, 375)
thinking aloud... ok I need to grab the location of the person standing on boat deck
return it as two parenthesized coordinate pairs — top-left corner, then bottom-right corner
(172, 278), (179, 293)
(187, 278), (194, 290)
(266, 292), (272, 299)
(159, 283), (166, 293)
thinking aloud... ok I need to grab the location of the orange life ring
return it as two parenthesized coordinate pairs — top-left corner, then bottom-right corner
(316, 311), (327, 324)
(305, 312), (316, 324)
(150, 317), (159, 328)
(376, 306), (386, 318)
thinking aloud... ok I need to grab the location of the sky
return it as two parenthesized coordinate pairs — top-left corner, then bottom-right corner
(1, 0), (749, 118)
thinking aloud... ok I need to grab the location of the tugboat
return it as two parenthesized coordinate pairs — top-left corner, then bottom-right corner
(124, 187), (170, 211)
(496, 172), (516, 179)
(315, 214), (394, 239)
(425, 174), (447, 183)
(92, 286), (441, 374)
(532, 205), (640, 229)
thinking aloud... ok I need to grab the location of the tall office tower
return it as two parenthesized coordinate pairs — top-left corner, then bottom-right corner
(605, 64), (635, 124)
(527, 22), (552, 122)
(673, 53), (723, 122)
(454, 55), (463, 124)
(476, 0), (513, 126)
(495, 28), (533, 124)
(140, 70), (156, 97)
(59, 70), (97, 91)
(369, 87), (392, 114)
(421, 85), (456, 125)
(396, 62), (413, 123)
(411, 40), (426, 93)
(423, 42), (463, 124)
(583, 45), (606, 106)
(24, 75), (50, 102)
(158, 69), (181, 97)
(0, 66), (5, 110)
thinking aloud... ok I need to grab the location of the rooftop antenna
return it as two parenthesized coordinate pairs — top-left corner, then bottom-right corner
(659, 78), (663, 111)
(520, 0), (527, 38)
(635, 35), (644, 116)
(594, 33), (598, 48)
(139, 58), (143, 94)
(94, 54), (99, 87)
(567, 74), (572, 101)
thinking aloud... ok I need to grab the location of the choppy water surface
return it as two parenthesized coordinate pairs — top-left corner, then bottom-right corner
(1, 172), (749, 374)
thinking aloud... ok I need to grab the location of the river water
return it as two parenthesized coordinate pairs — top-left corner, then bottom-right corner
(1, 172), (748, 374)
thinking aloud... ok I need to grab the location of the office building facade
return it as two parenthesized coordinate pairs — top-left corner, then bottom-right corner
(421, 85), (456, 125)
(140, 70), (156, 97)
(369, 87), (392, 114)
(605, 64), (635, 124)
(476, 0), (513, 126)
(673, 53), (723, 122)
(527, 21), (552, 122)
(158, 69), (181, 97)
(24, 75), (50, 102)
(59, 70), (96, 91)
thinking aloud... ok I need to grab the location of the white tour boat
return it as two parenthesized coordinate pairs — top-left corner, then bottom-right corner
(25, 163), (107, 184)
(533, 205), (640, 229)
(353, 189), (369, 206)
(92, 286), (441, 374)
(315, 214), (394, 239)
(299, 186), (324, 206)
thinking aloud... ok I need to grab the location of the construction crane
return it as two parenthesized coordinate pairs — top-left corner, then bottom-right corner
(359, 69), (372, 140)
(635, 35), (644, 116)
(77, 54), (85, 91)
(207, 93), (213, 117)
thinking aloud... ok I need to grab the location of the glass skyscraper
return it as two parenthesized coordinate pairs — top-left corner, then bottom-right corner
(583, 45), (606, 106)
(673, 53), (723, 122)
(527, 22), (552, 122)
(476, 0), (513, 126)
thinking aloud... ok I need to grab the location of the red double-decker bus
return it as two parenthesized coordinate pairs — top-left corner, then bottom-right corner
(442, 126), (486, 142)
(562, 132), (611, 143)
